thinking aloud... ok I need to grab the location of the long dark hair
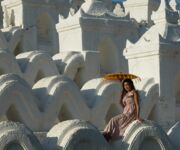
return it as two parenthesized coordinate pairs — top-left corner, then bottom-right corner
(120, 79), (135, 108)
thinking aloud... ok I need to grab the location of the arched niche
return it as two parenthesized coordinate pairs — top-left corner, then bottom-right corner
(34, 70), (45, 84)
(0, 68), (5, 75)
(0, 0), (3, 28)
(58, 104), (74, 122)
(74, 67), (83, 87)
(175, 74), (180, 105)
(97, 38), (119, 75)
(147, 106), (156, 120)
(174, 74), (180, 121)
(14, 42), (22, 56)
(6, 105), (22, 122)
(10, 9), (15, 26)
(36, 13), (54, 51)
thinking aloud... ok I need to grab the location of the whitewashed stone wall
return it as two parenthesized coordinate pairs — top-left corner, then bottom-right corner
(56, 0), (140, 73)
(0, 120), (174, 150)
(124, 0), (180, 130)
(0, 73), (160, 132)
(0, 0), (84, 55)
(0, 50), (99, 87)
(0, 0), (178, 149)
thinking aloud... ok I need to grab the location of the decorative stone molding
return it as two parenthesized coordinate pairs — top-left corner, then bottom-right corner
(0, 120), (174, 150)
(0, 73), (158, 132)
(16, 51), (59, 86)
(111, 120), (173, 150)
(0, 74), (121, 131)
(0, 27), (23, 54)
(0, 50), (99, 87)
(0, 121), (42, 150)
(0, 50), (22, 76)
(43, 119), (110, 150)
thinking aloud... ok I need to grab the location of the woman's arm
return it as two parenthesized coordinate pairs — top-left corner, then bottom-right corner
(120, 91), (125, 108)
(120, 98), (125, 108)
(133, 90), (140, 120)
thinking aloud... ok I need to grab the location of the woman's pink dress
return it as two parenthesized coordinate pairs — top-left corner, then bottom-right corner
(104, 91), (137, 140)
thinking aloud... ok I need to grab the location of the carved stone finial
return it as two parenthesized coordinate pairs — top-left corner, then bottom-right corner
(152, 0), (179, 24)
(113, 3), (125, 17)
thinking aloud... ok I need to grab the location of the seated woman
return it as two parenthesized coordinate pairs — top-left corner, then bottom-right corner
(103, 79), (142, 142)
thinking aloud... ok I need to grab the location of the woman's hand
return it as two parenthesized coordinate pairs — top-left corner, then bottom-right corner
(136, 117), (143, 123)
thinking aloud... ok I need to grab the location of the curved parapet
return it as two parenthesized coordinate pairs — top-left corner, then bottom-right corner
(8, 27), (23, 55)
(0, 73), (161, 133)
(0, 73), (123, 131)
(63, 52), (84, 80)
(0, 30), (8, 49)
(53, 51), (83, 71)
(0, 73), (89, 131)
(0, 27), (23, 55)
(0, 121), (42, 150)
(0, 50), (60, 86)
(111, 120), (173, 150)
(33, 76), (125, 130)
(33, 75), (90, 130)
(16, 51), (59, 86)
(16, 50), (97, 87)
(0, 73), (90, 131)
(0, 74), (42, 131)
(0, 50), (99, 87)
(81, 78), (122, 129)
(0, 50), (22, 76)
(140, 83), (159, 119)
(53, 51), (84, 80)
(53, 51), (100, 87)
(43, 119), (110, 150)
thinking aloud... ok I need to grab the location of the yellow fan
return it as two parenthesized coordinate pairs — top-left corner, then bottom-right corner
(103, 72), (141, 81)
